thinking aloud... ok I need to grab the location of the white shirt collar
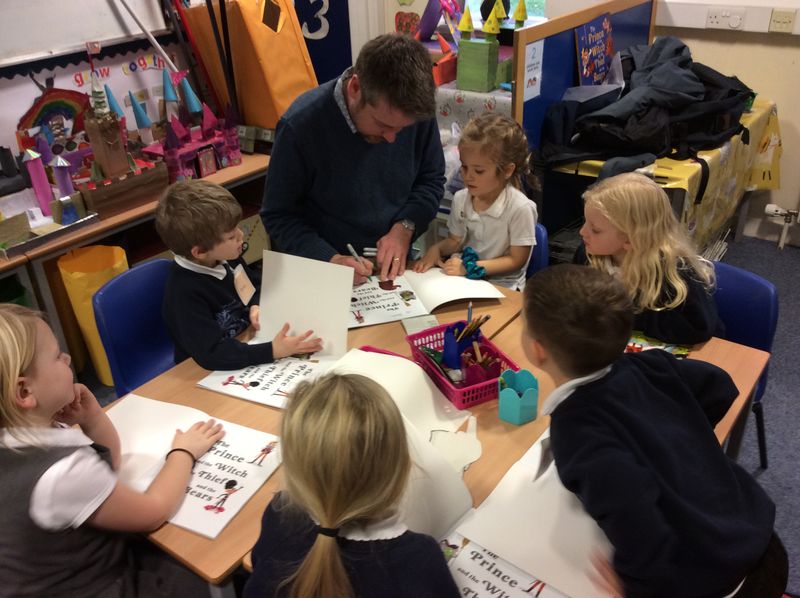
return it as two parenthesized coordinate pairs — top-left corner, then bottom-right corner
(174, 255), (228, 280)
(339, 510), (408, 542)
(466, 186), (510, 220)
(541, 366), (613, 416)
(0, 424), (94, 449)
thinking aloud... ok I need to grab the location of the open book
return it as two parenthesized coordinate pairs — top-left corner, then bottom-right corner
(348, 269), (505, 328)
(106, 395), (282, 539)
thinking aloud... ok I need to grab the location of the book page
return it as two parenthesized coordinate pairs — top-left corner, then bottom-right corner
(197, 356), (339, 409)
(348, 275), (429, 328)
(404, 269), (505, 313)
(255, 250), (352, 358)
(456, 429), (613, 598)
(330, 349), (470, 436)
(106, 395), (282, 539)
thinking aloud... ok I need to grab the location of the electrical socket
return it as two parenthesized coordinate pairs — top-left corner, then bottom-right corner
(769, 8), (796, 33)
(706, 7), (746, 29)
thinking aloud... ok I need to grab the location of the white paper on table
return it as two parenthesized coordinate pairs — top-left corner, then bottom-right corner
(330, 349), (470, 436)
(255, 250), (352, 358)
(429, 415), (482, 475)
(348, 275), (429, 328)
(400, 415), (473, 540)
(197, 356), (338, 409)
(456, 429), (613, 598)
(106, 395), (282, 539)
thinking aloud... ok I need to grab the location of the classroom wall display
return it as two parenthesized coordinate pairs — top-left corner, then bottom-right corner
(0, 44), (184, 154)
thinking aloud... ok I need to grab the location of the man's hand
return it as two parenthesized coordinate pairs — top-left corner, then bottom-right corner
(377, 222), (413, 281)
(330, 254), (374, 285)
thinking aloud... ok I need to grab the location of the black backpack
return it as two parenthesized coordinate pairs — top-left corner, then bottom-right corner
(538, 39), (754, 204)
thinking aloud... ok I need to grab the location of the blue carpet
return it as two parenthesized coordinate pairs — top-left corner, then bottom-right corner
(723, 236), (799, 593)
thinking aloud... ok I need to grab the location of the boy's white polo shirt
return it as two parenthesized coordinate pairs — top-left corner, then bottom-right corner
(448, 186), (537, 290)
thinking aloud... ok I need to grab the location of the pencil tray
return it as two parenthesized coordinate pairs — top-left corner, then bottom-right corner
(406, 321), (518, 410)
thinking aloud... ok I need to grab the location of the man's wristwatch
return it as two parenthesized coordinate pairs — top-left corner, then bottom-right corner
(398, 218), (416, 232)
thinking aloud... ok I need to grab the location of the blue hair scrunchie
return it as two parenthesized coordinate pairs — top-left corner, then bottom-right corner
(462, 247), (486, 280)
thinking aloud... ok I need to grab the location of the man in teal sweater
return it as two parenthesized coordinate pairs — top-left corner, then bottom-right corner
(261, 34), (445, 284)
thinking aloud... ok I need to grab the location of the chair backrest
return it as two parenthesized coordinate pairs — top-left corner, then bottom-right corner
(712, 261), (778, 400)
(526, 223), (550, 278)
(93, 258), (175, 397)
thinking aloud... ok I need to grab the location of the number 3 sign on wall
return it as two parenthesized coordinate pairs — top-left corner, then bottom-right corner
(295, 0), (353, 83)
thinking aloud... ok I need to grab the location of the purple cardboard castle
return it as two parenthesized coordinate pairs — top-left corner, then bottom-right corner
(138, 73), (242, 183)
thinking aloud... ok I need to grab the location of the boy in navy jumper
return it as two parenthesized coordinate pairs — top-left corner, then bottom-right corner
(155, 181), (322, 371)
(521, 264), (786, 597)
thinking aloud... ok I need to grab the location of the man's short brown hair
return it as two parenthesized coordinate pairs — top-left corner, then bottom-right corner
(523, 264), (633, 377)
(154, 180), (242, 258)
(354, 34), (436, 120)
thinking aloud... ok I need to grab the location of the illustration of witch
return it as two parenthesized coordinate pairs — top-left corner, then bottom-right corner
(248, 441), (278, 466)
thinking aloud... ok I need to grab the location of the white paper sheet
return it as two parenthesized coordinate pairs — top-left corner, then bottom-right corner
(456, 429), (613, 598)
(255, 250), (352, 358)
(400, 415), (473, 540)
(330, 349), (470, 436)
(107, 395), (281, 539)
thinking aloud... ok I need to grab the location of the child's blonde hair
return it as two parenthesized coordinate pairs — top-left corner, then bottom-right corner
(459, 112), (532, 190)
(154, 180), (242, 258)
(279, 373), (411, 598)
(583, 172), (714, 311)
(0, 304), (42, 437)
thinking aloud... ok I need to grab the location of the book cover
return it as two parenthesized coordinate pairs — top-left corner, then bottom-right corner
(106, 395), (282, 539)
(575, 13), (614, 85)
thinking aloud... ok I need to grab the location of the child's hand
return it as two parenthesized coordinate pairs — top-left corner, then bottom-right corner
(249, 305), (260, 331)
(589, 554), (624, 598)
(413, 247), (441, 273)
(439, 255), (466, 277)
(272, 323), (323, 359)
(56, 384), (103, 427)
(172, 419), (225, 459)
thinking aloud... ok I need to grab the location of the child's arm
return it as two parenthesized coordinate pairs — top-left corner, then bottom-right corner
(476, 245), (532, 277)
(87, 420), (224, 532)
(413, 234), (463, 273)
(57, 384), (121, 470)
(672, 357), (738, 426)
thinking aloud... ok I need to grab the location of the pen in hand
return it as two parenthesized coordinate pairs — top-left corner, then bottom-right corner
(346, 243), (372, 282)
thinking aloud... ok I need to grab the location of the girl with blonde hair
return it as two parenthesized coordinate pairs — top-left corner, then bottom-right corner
(0, 304), (224, 597)
(244, 374), (459, 598)
(577, 172), (721, 344)
(415, 112), (538, 290)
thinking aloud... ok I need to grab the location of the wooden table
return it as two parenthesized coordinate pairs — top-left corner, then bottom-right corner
(491, 319), (770, 450)
(134, 290), (523, 584)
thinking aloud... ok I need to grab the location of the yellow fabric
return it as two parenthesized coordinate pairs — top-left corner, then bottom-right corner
(57, 246), (128, 386)
(184, 0), (317, 130)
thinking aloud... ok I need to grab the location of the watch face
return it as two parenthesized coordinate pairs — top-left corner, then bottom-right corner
(402, 218), (416, 231)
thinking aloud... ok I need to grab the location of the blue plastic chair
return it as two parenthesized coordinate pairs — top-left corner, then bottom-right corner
(713, 261), (778, 468)
(526, 223), (550, 278)
(93, 259), (175, 397)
